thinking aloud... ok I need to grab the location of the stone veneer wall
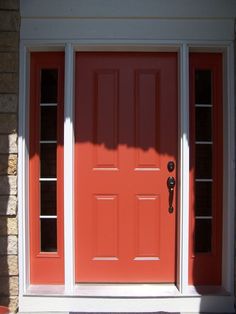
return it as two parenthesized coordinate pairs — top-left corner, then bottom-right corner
(0, 0), (19, 312)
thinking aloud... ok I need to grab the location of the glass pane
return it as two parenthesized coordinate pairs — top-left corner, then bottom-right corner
(40, 143), (57, 178)
(195, 182), (212, 216)
(194, 219), (212, 253)
(40, 218), (57, 252)
(195, 70), (212, 104)
(195, 107), (212, 141)
(40, 106), (57, 141)
(41, 69), (58, 103)
(40, 181), (57, 216)
(195, 144), (212, 179)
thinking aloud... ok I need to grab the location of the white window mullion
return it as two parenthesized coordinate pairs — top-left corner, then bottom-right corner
(64, 43), (75, 293)
(178, 43), (189, 293)
(18, 42), (29, 296)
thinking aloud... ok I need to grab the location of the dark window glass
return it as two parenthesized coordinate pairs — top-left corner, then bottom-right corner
(41, 69), (58, 103)
(195, 70), (212, 104)
(40, 70), (58, 254)
(195, 182), (212, 216)
(40, 218), (57, 252)
(194, 219), (212, 253)
(40, 106), (57, 141)
(40, 181), (57, 216)
(195, 107), (212, 141)
(195, 144), (212, 179)
(40, 143), (57, 178)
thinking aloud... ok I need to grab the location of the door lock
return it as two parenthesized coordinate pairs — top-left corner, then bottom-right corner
(167, 161), (175, 172)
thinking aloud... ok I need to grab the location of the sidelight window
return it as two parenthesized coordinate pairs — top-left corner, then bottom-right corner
(29, 52), (64, 284)
(40, 69), (58, 252)
(189, 53), (223, 285)
(194, 69), (213, 254)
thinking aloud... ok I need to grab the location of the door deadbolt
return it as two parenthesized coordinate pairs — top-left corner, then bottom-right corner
(167, 161), (175, 172)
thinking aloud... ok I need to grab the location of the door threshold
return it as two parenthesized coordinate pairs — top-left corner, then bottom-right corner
(27, 284), (180, 297)
(74, 283), (180, 297)
(26, 283), (230, 297)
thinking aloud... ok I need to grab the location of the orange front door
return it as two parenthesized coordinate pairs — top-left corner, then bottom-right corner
(75, 52), (178, 282)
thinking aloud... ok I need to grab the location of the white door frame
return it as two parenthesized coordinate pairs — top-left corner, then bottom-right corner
(18, 40), (235, 312)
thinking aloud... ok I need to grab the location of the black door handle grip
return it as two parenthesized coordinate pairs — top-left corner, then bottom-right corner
(167, 176), (175, 213)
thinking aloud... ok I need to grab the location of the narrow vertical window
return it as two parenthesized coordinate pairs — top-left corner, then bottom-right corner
(189, 53), (223, 285)
(29, 53), (64, 284)
(194, 70), (213, 253)
(40, 69), (58, 252)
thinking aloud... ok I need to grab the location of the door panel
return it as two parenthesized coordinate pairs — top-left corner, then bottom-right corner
(134, 195), (160, 259)
(75, 52), (178, 282)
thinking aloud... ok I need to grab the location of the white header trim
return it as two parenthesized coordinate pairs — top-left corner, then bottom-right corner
(20, 0), (236, 19)
(20, 19), (234, 41)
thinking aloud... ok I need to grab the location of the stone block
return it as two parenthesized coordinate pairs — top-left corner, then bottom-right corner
(0, 176), (17, 195)
(0, 235), (18, 255)
(0, 134), (17, 154)
(9, 276), (18, 296)
(0, 277), (9, 296)
(0, 32), (19, 52)
(0, 114), (17, 134)
(0, 73), (18, 93)
(0, 154), (17, 175)
(9, 276), (19, 296)
(0, 216), (7, 235)
(0, 276), (18, 296)
(9, 176), (17, 195)
(0, 11), (20, 32)
(0, 0), (19, 10)
(0, 296), (18, 313)
(0, 53), (18, 72)
(7, 217), (18, 235)
(0, 217), (17, 235)
(0, 94), (17, 112)
(8, 155), (17, 175)
(0, 255), (18, 276)
(0, 195), (17, 216)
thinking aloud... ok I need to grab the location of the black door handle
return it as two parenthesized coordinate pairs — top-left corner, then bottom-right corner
(167, 176), (176, 190)
(167, 176), (175, 213)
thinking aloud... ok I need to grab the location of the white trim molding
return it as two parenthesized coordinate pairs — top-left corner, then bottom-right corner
(64, 43), (75, 294)
(19, 294), (234, 313)
(178, 43), (190, 294)
(20, 0), (236, 19)
(18, 42), (30, 295)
